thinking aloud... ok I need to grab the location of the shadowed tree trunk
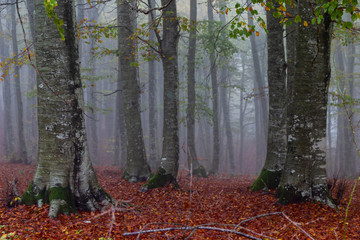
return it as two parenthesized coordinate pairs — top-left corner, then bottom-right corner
(11, 0), (28, 164)
(186, 0), (207, 177)
(118, 0), (151, 182)
(207, 0), (220, 174)
(277, 0), (334, 206)
(21, 0), (112, 218)
(143, 0), (180, 190)
(251, 2), (286, 191)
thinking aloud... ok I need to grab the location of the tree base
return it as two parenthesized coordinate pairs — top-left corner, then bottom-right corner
(21, 181), (112, 218)
(122, 170), (150, 183)
(251, 169), (282, 191)
(141, 167), (178, 191)
(192, 165), (207, 178)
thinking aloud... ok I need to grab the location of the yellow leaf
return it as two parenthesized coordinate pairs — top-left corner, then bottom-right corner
(256, 31), (259, 36)
(304, 21), (308, 27)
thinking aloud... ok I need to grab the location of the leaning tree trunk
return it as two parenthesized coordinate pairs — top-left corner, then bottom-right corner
(207, 0), (220, 174)
(118, 0), (151, 182)
(251, 2), (287, 191)
(186, 0), (207, 177)
(21, 0), (112, 218)
(143, 0), (180, 190)
(11, 0), (28, 164)
(277, 0), (334, 206)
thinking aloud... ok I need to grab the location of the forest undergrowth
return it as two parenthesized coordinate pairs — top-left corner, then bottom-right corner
(0, 163), (360, 239)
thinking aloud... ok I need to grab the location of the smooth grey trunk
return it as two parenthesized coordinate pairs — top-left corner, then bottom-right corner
(247, 9), (267, 171)
(86, 6), (99, 164)
(117, 0), (151, 181)
(186, 0), (206, 177)
(207, 0), (220, 174)
(26, 0), (35, 40)
(143, 0), (180, 189)
(251, 2), (286, 191)
(22, 0), (112, 218)
(218, 7), (235, 174)
(277, 0), (333, 206)
(239, 53), (247, 168)
(0, 17), (15, 161)
(11, 0), (28, 164)
(148, 0), (159, 168)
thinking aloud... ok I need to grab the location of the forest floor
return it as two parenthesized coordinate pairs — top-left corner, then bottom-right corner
(0, 163), (360, 239)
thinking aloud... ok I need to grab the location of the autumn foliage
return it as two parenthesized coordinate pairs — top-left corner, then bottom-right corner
(0, 163), (360, 239)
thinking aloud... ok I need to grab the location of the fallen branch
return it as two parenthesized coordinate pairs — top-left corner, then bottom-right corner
(281, 212), (315, 240)
(123, 226), (262, 240)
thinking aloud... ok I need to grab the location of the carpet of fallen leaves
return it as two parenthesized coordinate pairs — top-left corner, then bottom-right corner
(1, 163), (360, 239)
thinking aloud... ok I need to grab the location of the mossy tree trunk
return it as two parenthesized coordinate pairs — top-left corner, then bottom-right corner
(117, 0), (151, 182)
(186, 0), (207, 178)
(251, 1), (287, 191)
(277, 0), (333, 206)
(21, 0), (112, 218)
(143, 0), (180, 190)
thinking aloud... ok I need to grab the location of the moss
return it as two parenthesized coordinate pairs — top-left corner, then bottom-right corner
(142, 167), (175, 190)
(49, 186), (75, 213)
(251, 169), (282, 191)
(21, 181), (47, 205)
(192, 165), (207, 178)
(276, 185), (307, 205)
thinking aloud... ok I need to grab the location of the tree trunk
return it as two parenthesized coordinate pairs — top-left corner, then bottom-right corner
(251, 2), (286, 191)
(186, 0), (206, 177)
(118, 0), (151, 182)
(11, 0), (28, 164)
(21, 0), (112, 218)
(207, 0), (220, 174)
(247, 9), (267, 171)
(0, 17), (15, 162)
(148, 0), (159, 169)
(143, 0), (180, 189)
(277, 0), (333, 206)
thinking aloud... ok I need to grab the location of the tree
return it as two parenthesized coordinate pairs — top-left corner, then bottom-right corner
(276, 0), (333, 205)
(186, 0), (207, 177)
(117, 0), (151, 181)
(251, 1), (287, 191)
(207, 0), (220, 174)
(11, 0), (28, 164)
(143, 0), (180, 189)
(21, 0), (112, 218)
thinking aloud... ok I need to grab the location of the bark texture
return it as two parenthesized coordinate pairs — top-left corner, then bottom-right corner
(21, 0), (112, 218)
(143, 0), (180, 189)
(252, 2), (286, 191)
(118, 0), (151, 182)
(277, 0), (333, 206)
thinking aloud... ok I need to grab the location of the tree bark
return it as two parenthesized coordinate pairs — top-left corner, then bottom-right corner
(186, 0), (207, 177)
(11, 0), (28, 164)
(21, 0), (112, 218)
(117, 0), (151, 182)
(277, 0), (333, 206)
(143, 0), (180, 189)
(251, 1), (286, 191)
(207, 0), (220, 174)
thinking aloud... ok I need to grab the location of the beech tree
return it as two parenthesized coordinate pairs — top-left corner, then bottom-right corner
(143, 0), (180, 189)
(276, 0), (333, 205)
(186, 0), (207, 177)
(251, 1), (287, 191)
(21, 0), (112, 218)
(117, 0), (151, 181)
